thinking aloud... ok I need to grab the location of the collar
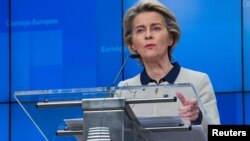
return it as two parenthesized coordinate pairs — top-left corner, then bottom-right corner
(140, 62), (181, 85)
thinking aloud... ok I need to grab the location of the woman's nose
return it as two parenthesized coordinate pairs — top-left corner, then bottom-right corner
(144, 30), (153, 40)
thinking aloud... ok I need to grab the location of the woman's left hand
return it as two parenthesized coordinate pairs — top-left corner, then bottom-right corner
(176, 92), (200, 121)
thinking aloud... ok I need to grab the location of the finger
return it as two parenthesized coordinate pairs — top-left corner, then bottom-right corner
(186, 98), (198, 106)
(179, 105), (193, 114)
(189, 109), (200, 121)
(176, 92), (187, 105)
(179, 108), (199, 121)
(185, 99), (198, 111)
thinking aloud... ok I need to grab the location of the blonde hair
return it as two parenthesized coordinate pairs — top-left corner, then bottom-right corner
(123, 0), (181, 61)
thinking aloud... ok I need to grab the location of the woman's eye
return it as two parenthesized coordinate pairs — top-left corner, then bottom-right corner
(152, 27), (161, 31)
(136, 29), (144, 33)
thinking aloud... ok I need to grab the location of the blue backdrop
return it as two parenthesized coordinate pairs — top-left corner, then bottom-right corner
(0, 0), (249, 140)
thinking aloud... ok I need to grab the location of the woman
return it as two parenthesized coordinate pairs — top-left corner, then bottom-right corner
(118, 0), (220, 134)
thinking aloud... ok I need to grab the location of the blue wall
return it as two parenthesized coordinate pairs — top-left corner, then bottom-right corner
(0, 0), (249, 140)
(244, 0), (250, 124)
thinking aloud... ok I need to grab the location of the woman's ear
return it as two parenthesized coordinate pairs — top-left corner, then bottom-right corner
(168, 33), (174, 46)
(131, 45), (137, 52)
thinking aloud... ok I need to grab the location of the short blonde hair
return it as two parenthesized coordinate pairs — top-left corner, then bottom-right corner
(123, 0), (181, 61)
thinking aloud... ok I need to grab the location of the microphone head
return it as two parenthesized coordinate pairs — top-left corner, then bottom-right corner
(130, 54), (141, 59)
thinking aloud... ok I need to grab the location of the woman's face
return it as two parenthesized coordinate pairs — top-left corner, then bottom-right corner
(131, 11), (173, 62)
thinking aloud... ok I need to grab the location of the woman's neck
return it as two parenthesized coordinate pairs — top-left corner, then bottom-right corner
(143, 59), (173, 83)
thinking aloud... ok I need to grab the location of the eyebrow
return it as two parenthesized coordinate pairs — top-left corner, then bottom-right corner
(134, 25), (145, 29)
(151, 23), (161, 26)
(134, 23), (162, 29)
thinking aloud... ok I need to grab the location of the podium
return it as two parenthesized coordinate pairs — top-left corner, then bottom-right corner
(15, 83), (207, 141)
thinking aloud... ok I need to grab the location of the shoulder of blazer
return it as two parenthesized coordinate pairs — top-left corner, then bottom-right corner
(177, 67), (209, 81)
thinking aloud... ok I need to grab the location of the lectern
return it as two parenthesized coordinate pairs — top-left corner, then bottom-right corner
(15, 83), (207, 141)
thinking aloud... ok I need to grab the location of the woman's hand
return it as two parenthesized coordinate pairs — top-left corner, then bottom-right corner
(176, 92), (200, 121)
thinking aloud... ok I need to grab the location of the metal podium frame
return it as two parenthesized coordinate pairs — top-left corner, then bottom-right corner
(14, 83), (207, 141)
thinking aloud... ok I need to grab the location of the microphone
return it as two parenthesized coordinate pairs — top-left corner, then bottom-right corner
(111, 54), (140, 87)
(130, 54), (141, 59)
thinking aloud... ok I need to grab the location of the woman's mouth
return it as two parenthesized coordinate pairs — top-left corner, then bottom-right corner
(145, 44), (156, 49)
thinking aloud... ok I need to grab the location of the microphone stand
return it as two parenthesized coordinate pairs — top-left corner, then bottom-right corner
(111, 54), (140, 86)
(109, 54), (140, 97)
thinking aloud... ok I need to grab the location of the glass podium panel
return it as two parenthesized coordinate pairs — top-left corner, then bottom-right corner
(15, 87), (112, 141)
(15, 83), (207, 141)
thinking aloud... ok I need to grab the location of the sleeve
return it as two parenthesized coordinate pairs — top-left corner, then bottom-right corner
(196, 73), (221, 134)
(198, 73), (220, 124)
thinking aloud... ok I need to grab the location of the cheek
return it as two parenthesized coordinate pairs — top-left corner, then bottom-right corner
(158, 38), (168, 47)
(160, 34), (172, 46)
(131, 36), (142, 50)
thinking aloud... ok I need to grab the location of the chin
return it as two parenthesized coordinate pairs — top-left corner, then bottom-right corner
(142, 55), (158, 60)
